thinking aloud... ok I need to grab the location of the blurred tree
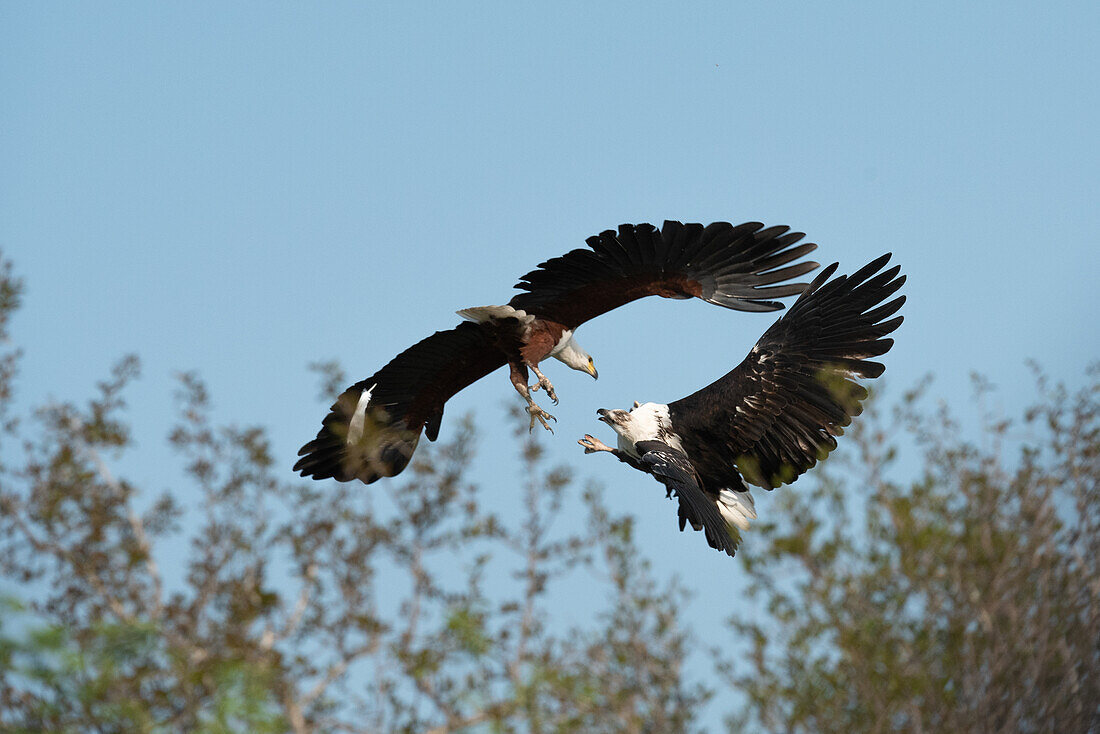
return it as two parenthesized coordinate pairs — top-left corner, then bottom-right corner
(0, 254), (708, 733)
(2, 248), (1097, 733)
(724, 369), (1100, 733)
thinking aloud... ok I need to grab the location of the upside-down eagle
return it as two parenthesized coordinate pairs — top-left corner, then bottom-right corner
(295, 220), (820, 484)
(579, 253), (905, 556)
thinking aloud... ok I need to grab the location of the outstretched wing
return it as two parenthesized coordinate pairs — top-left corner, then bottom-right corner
(508, 221), (819, 329)
(669, 254), (905, 491)
(295, 321), (508, 484)
(635, 440), (741, 557)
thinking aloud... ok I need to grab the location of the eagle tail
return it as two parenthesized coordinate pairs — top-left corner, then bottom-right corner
(293, 383), (422, 484)
(716, 487), (756, 532)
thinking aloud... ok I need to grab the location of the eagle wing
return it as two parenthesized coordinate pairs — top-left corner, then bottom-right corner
(634, 440), (741, 557)
(507, 221), (819, 329)
(668, 254), (905, 491)
(294, 322), (508, 484)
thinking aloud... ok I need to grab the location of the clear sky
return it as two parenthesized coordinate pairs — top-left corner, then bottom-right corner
(3, 0), (1099, 722)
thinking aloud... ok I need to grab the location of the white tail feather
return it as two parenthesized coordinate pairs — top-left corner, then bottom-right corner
(347, 384), (376, 445)
(717, 488), (756, 531)
(456, 305), (532, 323)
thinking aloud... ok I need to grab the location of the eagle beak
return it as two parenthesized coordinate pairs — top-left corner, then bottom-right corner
(596, 408), (611, 424)
(586, 363), (598, 380)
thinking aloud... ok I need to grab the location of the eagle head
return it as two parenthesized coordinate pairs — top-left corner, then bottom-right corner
(596, 407), (630, 427)
(596, 402), (679, 456)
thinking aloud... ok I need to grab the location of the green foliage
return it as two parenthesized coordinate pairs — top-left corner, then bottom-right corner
(1, 247), (1096, 733)
(444, 604), (491, 657)
(725, 370), (1100, 733)
(0, 600), (286, 733)
(0, 253), (705, 732)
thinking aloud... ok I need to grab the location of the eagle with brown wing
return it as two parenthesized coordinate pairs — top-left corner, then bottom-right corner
(295, 220), (819, 484)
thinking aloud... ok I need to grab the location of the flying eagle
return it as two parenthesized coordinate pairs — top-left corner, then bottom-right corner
(579, 253), (905, 556)
(295, 220), (820, 484)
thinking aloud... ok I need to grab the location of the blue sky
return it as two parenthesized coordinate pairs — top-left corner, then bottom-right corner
(3, 0), (1099, 722)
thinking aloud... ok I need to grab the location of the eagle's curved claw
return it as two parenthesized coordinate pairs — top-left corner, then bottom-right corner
(578, 434), (613, 454)
(527, 403), (556, 433)
(529, 376), (559, 405)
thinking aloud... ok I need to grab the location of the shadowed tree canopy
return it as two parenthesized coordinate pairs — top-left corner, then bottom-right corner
(0, 251), (1096, 733)
(723, 368), (1100, 733)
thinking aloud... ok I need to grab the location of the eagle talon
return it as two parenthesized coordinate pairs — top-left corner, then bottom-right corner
(529, 378), (559, 405)
(578, 434), (613, 454)
(528, 366), (559, 405)
(526, 404), (556, 433)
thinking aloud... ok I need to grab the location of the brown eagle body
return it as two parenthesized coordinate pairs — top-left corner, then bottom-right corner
(295, 220), (820, 484)
(581, 254), (905, 557)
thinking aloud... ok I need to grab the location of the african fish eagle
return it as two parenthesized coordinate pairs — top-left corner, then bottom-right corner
(578, 253), (905, 556)
(295, 220), (820, 484)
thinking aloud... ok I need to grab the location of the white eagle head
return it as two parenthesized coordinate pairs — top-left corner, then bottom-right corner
(553, 333), (598, 379)
(596, 401), (678, 456)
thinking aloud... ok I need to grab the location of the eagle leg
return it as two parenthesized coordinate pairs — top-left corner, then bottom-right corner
(528, 364), (558, 405)
(510, 361), (556, 432)
(578, 434), (614, 454)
